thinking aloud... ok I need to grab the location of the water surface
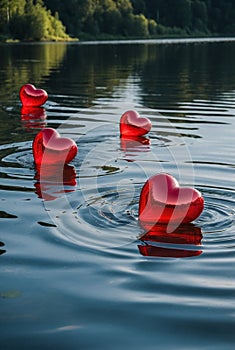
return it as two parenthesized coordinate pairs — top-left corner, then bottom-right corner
(0, 38), (235, 349)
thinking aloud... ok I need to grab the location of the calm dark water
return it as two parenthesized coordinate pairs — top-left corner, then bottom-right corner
(0, 38), (235, 349)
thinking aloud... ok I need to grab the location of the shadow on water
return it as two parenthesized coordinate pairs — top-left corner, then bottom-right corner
(0, 241), (6, 255)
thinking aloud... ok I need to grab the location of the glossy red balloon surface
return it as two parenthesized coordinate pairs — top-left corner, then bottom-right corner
(120, 110), (152, 137)
(19, 84), (48, 107)
(139, 173), (204, 228)
(33, 128), (78, 167)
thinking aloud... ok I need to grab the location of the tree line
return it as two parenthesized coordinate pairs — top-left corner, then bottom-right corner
(0, 0), (71, 41)
(1, 0), (235, 41)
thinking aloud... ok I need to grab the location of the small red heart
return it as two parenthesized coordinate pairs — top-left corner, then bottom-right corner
(19, 84), (48, 107)
(120, 110), (152, 137)
(33, 128), (78, 167)
(139, 173), (204, 228)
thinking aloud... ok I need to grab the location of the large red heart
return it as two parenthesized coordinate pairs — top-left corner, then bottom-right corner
(120, 110), (152, 137)
(139, 173), (204, 228)
(33, 128), (78, 167)
(19, 84), (48, 107)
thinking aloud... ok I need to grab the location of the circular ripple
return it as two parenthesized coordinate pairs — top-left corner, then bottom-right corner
(195, 187), (235, 253)
(43, 182), (235, 255)
(0, 141), (33, 166)
(0, 141), (35, 191)
(78, 186), (139, 228)
(197, 189), (235, 233)
(1, 105), (234, 256)
(44, 183), (141, 251)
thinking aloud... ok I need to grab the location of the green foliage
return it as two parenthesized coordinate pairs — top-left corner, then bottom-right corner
(46, 0), (235, 38)
(0, 0), (71, 41)
(1, 0), (235, 41)
(128, 14), (149, 36)
(148, 19), (157, 35)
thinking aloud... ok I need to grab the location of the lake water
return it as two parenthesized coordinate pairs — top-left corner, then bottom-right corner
(0, 38), (235, 349)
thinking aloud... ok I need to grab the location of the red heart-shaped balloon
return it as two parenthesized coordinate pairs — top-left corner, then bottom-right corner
(33, 128), (78, 167)
(139, 173), (204, 228)
(19, 84), (48, 107)
(120, 110), (152, 137)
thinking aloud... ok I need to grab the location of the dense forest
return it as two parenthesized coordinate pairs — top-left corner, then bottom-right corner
(1, 0), (235, 41)
(0, 0), (72, 41)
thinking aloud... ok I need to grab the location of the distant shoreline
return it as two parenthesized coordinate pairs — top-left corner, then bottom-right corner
(1, 35), (235, 45)
(77, 36), (235, 45)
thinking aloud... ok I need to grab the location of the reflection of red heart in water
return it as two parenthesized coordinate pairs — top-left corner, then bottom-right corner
(34, 164), (77, 201)
(138, 244), (202, 258)
(0, 241), (6, 256)
(19, 84), (48, 107)
(138, 224), (202, 258)
(140, 224), (202, 245)
(21, 107), (47, 130)
(33, 128), (78, 167)
(139, 173), (204, 228)
(21, 106), (47, 119)
(120, 110), (152, 137)
(120, 135), (151, 162)
(120, 135), (151, 150)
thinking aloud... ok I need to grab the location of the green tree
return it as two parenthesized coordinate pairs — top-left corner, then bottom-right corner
(102, 8), (122, 35)
(148, 19), (157, 35)
(134, 13), (149, 36)
(37, 0), (235, 38)
(131, 0), (146, 14)
(116, 0), (133, 16)
(0, 0), (26, 34)
(125, 13), (149, 36)
(163, 0), (192, 29)
(7, 0), (70, 41)
(44, 0), (95, 35)
(93, 0), (119, 35)
(191, 0), (208, 32)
